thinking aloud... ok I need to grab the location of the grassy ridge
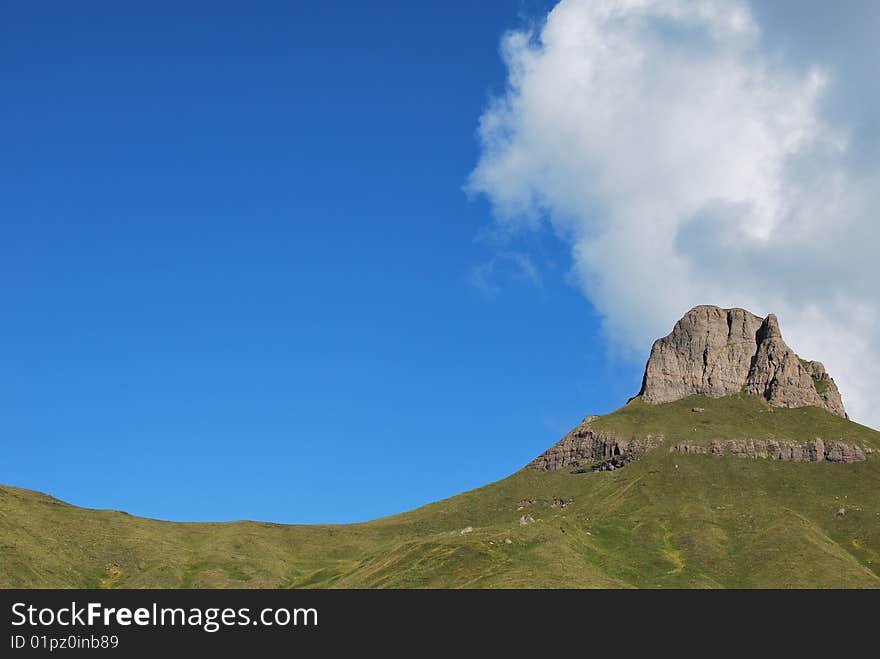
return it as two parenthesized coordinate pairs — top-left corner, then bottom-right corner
(590, 393), (879, 446)
(2, 395), (879, 589)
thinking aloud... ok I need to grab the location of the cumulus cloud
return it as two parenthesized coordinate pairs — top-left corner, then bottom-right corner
(469, 0), (880, 424)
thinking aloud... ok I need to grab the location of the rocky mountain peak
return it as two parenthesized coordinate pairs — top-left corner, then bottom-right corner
(639, 305), (847, 418)
(758, 313), (781, 340)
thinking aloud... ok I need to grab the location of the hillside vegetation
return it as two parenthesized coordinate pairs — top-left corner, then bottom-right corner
(3, 395), (879, 589)
(591, 393), (879, 446)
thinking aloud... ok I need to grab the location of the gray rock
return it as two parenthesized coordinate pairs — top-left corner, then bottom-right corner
(825, 442), (866, 463)
(641, 305), (763, 404)
(666, 438), (865, 463)
(804, 361), (847, 417)
(519, 514), (535, 526)
(744, 314), (826, 411)
(640, 306), (847, 418)
(526, 421), (660, 471)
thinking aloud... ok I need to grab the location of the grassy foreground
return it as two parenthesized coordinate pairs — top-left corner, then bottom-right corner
(3, 396), (879, 589)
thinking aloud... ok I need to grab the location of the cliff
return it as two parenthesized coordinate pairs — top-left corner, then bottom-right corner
(639, 305), (846, 417)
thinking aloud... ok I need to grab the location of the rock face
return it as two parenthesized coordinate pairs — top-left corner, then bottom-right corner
(640, 305), (847, 418)
(667, 438), (866, 463)
(528, 418), (871, 471)
(527, 419), (662, 471)
(640, 306), (763, 403)
(804, 360), (848, 418)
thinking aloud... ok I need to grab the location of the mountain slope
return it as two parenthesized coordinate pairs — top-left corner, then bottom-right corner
(3, 394), (879, 589)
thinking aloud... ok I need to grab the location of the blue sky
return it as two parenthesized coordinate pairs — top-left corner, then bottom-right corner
(2, 1), (642, 523)
(4, 1), (878, 524)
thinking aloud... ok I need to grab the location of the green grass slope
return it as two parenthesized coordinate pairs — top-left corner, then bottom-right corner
(590, 393), (880, 446)
(3, 395), (879, 589)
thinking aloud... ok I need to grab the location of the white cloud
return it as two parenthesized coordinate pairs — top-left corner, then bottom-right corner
(470, 251), (542, 295)
(469, 0), (880, 425)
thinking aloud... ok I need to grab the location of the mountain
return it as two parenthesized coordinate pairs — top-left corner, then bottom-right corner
(639, 305), (846, 417)
(2, 305), (879, 588)
(530, 305), (859, 471)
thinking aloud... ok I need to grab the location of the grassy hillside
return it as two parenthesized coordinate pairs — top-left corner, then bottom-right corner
(3, 395), (879, 589)
(591, 393), (880, 446)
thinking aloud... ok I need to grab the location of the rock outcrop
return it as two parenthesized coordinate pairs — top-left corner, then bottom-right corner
(668, 438), (867, 463)
(804, 360), (848, 418)
(528, 418), (871, 471)
(640, 305), (847, 418)
(527, 419), (663, 471)
(640, 306), (764, 403)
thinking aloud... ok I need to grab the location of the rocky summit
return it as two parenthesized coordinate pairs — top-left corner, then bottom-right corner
(639, 305), (846, 417)
(529, 305), (859, 472)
